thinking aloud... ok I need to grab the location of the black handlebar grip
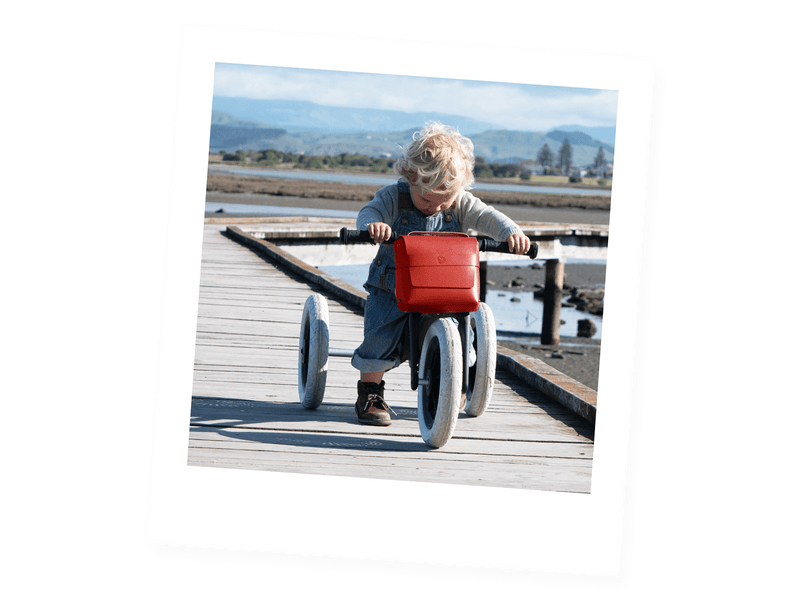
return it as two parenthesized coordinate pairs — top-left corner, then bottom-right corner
(478, 238), (539, 259)
(339, 228), (398, 245)
(339, 228), (370, 244)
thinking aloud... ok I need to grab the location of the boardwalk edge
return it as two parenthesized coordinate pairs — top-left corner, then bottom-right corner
(496, 346), (597, 425)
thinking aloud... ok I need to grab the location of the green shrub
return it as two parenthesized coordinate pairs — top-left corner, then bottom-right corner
(259, 149), (284, 166)
(474, 165), (494, 178)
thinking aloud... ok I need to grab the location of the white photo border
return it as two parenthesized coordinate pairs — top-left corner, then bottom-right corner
(148, 24), (653, 576)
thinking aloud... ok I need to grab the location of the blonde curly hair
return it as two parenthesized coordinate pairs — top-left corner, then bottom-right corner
(393, 121), (475, 194)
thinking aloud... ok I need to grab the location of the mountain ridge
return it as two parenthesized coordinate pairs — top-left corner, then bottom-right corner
(209, 104), (615, 166)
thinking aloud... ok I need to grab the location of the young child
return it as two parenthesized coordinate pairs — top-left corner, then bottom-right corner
(352, 121), (531, 426)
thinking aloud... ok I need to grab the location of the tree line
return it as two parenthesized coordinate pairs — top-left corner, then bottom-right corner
(217, 142), (611, 181)
(218, 149), (395, 173)
(535, 139), (609, 180)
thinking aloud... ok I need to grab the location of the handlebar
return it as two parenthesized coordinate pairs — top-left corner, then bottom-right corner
(338, 227), (398, 245)
(338, 228), (538, 259)
(477, 237), (539, 259)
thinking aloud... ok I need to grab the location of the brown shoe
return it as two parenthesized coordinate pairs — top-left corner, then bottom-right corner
(355, 380), (392, 426)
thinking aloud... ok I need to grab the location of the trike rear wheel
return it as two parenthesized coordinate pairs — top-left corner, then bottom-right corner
(298, 294), (329, 409)
(466, 302), (496, 417)
(418, 318), (462, 448)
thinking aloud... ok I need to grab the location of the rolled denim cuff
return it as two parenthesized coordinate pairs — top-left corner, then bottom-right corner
(351, 350), (402, 374)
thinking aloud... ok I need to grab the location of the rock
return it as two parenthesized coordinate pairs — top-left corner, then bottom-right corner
(568, 287), (605, 316)
(577, 319), (598, 338)
(215, 208), (225, 213)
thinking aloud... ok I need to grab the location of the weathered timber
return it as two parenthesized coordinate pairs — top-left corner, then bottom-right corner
(541, 259), (565, 346)
(496, 346), (597, 424)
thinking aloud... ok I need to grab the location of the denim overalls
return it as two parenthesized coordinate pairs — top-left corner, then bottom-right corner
(351, 181), (463, 374)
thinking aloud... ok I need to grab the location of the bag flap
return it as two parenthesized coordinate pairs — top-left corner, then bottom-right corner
(395, 235), (479, 269)
(407, 265), (476, 289)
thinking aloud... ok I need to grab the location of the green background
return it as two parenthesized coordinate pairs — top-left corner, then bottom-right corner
(7, 0), (797, 599)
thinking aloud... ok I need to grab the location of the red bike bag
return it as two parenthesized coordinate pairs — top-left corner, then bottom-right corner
(393, 232), (480, 313)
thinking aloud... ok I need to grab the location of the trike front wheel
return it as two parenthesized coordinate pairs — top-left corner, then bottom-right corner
(418, 318), (462, 448)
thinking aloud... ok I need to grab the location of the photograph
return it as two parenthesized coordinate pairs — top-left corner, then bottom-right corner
(188, 63), (618, 493)
(145, 24), (656, 578)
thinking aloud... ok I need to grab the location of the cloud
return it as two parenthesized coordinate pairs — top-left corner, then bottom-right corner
(213, 63), (618, 131)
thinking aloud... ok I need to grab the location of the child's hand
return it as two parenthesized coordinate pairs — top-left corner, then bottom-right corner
(505, 233), (531, 255)
(368, 222), (393, 244)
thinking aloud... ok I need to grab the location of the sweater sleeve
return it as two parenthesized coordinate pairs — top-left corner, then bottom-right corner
(456, 191), (524, 241)
(356, 184), (399, 230)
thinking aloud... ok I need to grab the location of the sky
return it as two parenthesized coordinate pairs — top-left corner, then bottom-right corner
(212, 63), (618, 133)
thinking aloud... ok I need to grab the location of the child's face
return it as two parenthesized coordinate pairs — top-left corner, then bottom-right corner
(409, 183), (460, 216)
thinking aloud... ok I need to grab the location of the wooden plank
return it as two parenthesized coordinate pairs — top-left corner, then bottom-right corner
(189, 427), (593, 459)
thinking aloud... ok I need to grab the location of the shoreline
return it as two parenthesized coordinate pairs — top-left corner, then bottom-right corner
(208, 159), (614, 192)
(485, 263), (604, 390)
(206, 171), (612, 212)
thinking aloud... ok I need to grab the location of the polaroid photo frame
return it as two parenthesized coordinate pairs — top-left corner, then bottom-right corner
(149, 24), (653, 576)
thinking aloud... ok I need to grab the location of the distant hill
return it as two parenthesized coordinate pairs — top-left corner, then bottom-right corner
(209, 107), (615, 166)
(211, 97), (496, 135)
(468, 130), (613, 166)
(211, 110), (273, 129)
(469, 130), (549, 162)
(543, 130), (615, 158)
(548, 124), (616, 146)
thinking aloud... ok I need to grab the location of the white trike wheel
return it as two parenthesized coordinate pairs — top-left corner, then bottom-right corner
(465, 302), (496, 417)
(418, 318), (462, 448)
(298, 294), (329, 409)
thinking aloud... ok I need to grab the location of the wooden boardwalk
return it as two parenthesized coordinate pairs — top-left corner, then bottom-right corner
(189, 222), (595, 493)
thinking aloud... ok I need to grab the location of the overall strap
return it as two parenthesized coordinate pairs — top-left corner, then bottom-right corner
(398, 189), (413, 210)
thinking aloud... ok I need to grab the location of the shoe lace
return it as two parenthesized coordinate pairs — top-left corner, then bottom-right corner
(366, 393), (397, 416)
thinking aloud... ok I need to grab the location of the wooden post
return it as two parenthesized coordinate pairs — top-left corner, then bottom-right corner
(479, 260), (487, 303)
(541, 259), (564, 345)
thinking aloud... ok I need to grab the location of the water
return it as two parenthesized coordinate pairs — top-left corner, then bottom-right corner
(206, 201), (359, 219)
(488, 290), (602, 340)
(318, 262), (603, 341)
(209, 166), (612, 197)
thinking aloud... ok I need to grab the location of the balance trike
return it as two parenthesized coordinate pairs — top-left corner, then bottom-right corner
(298, 228), (538, 448)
